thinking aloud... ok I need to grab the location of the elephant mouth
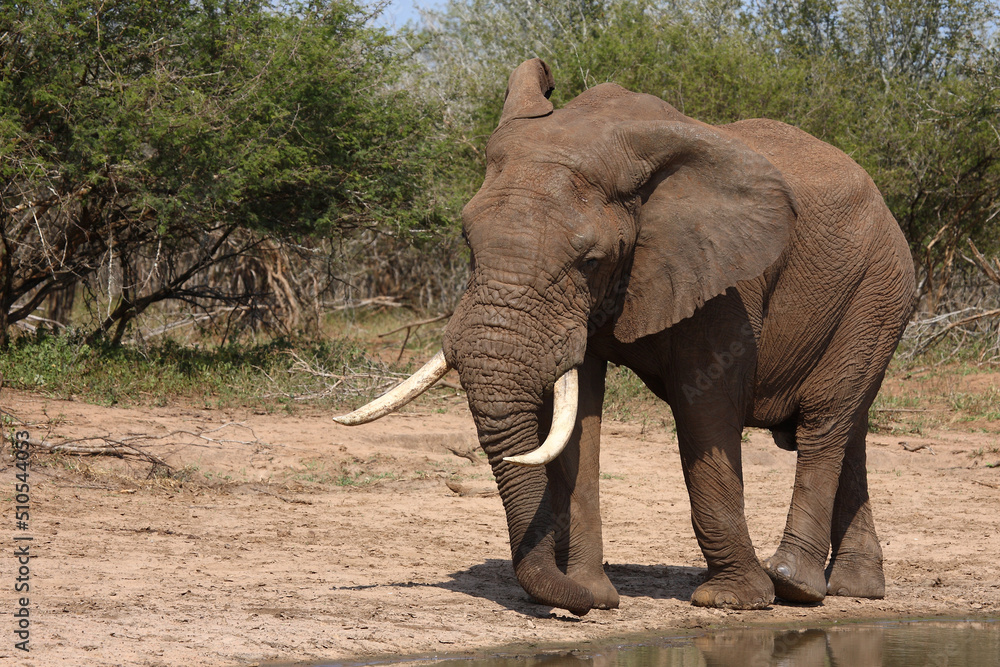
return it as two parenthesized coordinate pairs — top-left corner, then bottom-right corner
(333, 350), (580, 467)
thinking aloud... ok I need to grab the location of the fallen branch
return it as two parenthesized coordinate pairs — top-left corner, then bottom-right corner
(903, 240), (1000, 361)
(378, 313), (452, 338)
(447, 446), (481, 465)
(281, 350), (461, 399)
(27, 437), (171, 467)
(246, 486), (313, 504)
(24, 422), (263, 467)
(281, 350), (406, 399)
(137, 306), (250, 340)
(908, 308), (1000, 357)
(21, 314), (67, 330)
(445, 480), (497, 497)
(135, 422), (262, 447)
(379, 312), (452, 363)
(327, 296), (403, 311)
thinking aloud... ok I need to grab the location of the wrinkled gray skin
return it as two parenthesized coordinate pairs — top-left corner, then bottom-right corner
(441, 59), (916, 615)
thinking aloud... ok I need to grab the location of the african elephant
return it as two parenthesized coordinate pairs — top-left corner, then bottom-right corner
(336, 59), (916, 615)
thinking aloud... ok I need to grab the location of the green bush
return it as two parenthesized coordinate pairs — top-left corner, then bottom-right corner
(418, 0), (1000, 297)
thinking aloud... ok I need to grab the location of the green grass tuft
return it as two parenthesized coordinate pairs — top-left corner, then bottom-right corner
(0, 330), (385, 410)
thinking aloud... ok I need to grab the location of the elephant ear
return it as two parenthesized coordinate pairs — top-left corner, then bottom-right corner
(500, 58), (555, 125)
(613, 121), (797, 344)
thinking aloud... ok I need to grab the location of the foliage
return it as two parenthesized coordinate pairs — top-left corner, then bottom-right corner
(2, 0), (998, 354)
(0, 0), (450, 345)
(0, 329), (386, 408)
(417, 0), (1000, 310)
(603, 363), (672, 424)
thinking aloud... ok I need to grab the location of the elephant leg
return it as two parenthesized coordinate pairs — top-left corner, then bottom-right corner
(764, 323), (894, 601)
(763, 411), (846, 603)
(765, 257), (908, 603)
(546, 355), (619, 609)
(825, 419), (885, 598)
(824, 296), (901, 599)
(657, 294), (771, 609)
(765, 403), (887, 602)
(675, 413), (774, 609)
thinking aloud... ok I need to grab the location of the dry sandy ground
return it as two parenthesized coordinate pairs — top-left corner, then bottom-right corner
(2, 386), (999, 666)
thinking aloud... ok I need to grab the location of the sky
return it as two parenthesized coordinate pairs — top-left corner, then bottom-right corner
(375, 0), (441, 30)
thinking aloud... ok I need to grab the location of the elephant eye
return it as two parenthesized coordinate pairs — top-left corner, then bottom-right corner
(581, 257), (600, 274)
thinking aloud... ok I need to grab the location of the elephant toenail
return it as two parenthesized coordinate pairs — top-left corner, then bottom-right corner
(716, 592), (738, 606)
(776, 564), (792, 577)
(837, 587), (849, 596)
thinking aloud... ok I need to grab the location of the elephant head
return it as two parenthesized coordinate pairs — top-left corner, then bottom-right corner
(336, 59), (796, 614)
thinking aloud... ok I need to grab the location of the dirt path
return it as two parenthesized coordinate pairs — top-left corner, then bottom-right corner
(2, 388), (999, 666)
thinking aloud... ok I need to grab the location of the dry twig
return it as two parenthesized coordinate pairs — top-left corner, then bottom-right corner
(327, 296), (403, 311)
(379, 312), (452, 363)
(279, 350), (406, 400)
(900, 442), (935, 454)
(28, 437), (172, 467)
(908, 309), (1000, 357)
(446, 446), (481, 465)
(903, 239), (1000, 362)
(965, 239), (1000, 287)
(24, 422), (263, 469)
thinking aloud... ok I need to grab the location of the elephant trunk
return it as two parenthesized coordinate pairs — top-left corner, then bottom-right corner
(476, 404), (594, 615)
(443, 272), (592, 614)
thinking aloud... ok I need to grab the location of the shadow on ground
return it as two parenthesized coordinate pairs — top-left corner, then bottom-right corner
(432, 559), (707, 615)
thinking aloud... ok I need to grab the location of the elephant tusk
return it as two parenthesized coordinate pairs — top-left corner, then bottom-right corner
(503, 368), (579, 467)
(333, 350), (450, 425)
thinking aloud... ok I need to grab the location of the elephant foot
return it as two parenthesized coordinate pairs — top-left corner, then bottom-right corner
(690, 565), (774, 609)
(826, 555), (885, 599)
(568, 567), (620, 610)
(763, 548), (827, 604)
(516, 561), (595, 616)
(526, 589), (594, 617)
